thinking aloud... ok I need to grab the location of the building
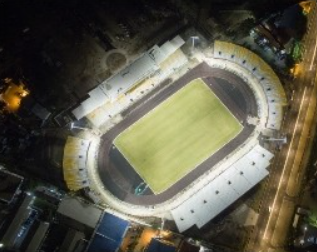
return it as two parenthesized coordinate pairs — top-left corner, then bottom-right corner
(0, 168), (23, 206)
(1, 194), (37, 251)
(252, 3), (307, 57)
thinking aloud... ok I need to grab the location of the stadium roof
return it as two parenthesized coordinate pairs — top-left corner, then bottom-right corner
(213, 40), (286, 130)
(72, 87), (109, 121)
(57, 197), (103, 229)
(87, 212), (129, 252)
(149, 35), (185, 65)
(99, 53), (159, 100)
(171, 144), (272, 232)
(72, 35), (185, 120)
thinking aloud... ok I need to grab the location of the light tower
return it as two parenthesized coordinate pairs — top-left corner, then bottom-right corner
(190, 36), (199, 50)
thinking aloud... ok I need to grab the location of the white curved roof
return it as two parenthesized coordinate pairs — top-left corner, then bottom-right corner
(171, 144), (272, 232)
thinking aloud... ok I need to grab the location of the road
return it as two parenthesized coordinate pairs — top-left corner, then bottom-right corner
(246, 3), (317, 252)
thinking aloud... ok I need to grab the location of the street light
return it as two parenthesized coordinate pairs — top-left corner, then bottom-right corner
(190, 36), (199, 50)
(304, 225), (308, 239)
(70, 122), (101, 136)
(70, 122), (88, 131)
(160, 217), (165, 231)
(262, 135), (287, 147)
(264, 136), (287, 144)
(158, 217), (165, 238)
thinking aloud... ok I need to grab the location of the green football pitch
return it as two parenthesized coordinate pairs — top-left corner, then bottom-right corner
(114, 78), (243, 194)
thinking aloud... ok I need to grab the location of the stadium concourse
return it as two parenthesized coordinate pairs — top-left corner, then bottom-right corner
(62, 37), (287, 233)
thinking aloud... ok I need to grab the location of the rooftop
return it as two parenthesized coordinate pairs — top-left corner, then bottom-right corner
(0, 169), (23, 204)
(57, 197), (103, 229)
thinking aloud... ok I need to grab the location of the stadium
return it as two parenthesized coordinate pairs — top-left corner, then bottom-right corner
(63, 37), (287, 232)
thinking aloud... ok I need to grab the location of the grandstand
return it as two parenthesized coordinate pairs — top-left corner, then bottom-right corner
(213, 41), (287, 130)
(72, 35), (185, 121)
(85, 48), (188, 128)
(63, 136), (91, 191)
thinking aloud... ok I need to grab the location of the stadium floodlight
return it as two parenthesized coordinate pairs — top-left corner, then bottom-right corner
(264, 136), (287, 144)
(190, 36), (199, 49)
(70, 122), (101, 136)
(70, 122), (87, 131)
(158, 217), (165, 238)
(160, 217), (165, 230)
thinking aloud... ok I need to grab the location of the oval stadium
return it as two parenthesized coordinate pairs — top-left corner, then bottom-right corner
(64, 38), (287, 232)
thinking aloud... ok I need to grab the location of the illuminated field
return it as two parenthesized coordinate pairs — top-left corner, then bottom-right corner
(114, 79), (243, 194)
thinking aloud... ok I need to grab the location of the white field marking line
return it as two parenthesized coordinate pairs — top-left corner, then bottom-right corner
(263, 87), (307, 240)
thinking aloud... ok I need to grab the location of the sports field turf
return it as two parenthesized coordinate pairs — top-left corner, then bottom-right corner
(114, 78), (243, 194)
